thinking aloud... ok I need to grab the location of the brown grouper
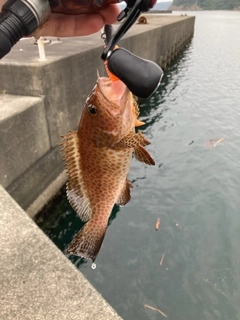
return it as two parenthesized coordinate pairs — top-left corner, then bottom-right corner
(61, 75), (155, 262)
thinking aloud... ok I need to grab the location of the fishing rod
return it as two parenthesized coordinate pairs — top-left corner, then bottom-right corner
(0, 0), (163, 98)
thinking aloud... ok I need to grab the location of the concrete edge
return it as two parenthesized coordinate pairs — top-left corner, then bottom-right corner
(0, 185), (122, 320)
(26, 170), (67, 218)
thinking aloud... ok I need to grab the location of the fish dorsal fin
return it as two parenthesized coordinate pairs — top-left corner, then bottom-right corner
(133, 99), (140, 118)
(60, 131), (92, 222)
(135, 119), (145, 127)
(116, 179), (134, 206)
(132, 99), (145, 127)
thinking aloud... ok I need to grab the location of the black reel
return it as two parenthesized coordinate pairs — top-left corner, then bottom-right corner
(102, 0), (163, 99)
(107, 48), (163, 100)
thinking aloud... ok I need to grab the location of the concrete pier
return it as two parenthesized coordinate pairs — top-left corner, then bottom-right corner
(0, 14), (195, 319)
(0, 14), (195, 213)
(0, 185), (122, 320)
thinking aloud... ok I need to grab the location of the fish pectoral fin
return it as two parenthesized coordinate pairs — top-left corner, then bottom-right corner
(116, 179), (133, 207)
(61, 131), (92, 221)
(115, 132), (155, 166)
(115, 132), (150, 148)
(134, 145), (155, 165)
(67, 219), (107, 262)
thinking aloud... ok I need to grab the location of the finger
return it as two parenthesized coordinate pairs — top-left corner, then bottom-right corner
(41, 14), (104, 37)
(41, 5), (120, 37)
(98, 4), (120, 24)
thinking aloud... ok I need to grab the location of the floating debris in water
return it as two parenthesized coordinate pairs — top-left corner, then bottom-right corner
(155, 218), (160, 230)
(205, 137), (225, 148)
(91, 263), (96, 270)
(160, 253), (165, 266)
(203, 279), (228, 298)
(213, 137), (225, 148)
(175, 222), (188, 231)
(144, 304), (167, 318)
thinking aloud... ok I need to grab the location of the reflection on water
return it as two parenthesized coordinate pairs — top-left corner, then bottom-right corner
(35, 10), (240, 320)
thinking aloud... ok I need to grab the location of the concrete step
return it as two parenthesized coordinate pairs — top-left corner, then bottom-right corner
(0, 94), (51, 188)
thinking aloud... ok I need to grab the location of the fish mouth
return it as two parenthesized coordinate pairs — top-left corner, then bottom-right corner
(97, 77), (130, 116)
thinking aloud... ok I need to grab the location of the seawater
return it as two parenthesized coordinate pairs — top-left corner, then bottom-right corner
(35, 11), (240, 320)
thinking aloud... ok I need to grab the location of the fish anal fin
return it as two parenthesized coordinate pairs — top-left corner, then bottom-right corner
(134, 145), (155, 166)
(67, 182), (92, 222)
(61, 131), (92, 221)
(67, 220), (107, 261)
(116, 179), (133, 206)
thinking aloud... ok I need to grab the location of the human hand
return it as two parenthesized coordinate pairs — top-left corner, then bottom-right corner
(40, 5), (120, 37)
(0, 0), (120, 37)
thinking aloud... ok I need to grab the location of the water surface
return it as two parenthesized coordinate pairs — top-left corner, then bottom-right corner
(36, 11), (240, 320)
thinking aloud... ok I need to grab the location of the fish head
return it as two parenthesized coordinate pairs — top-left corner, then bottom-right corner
(80, 77), (136, 146)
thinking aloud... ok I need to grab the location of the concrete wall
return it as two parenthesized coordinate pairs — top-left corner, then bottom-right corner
(0, 14), (195, 214)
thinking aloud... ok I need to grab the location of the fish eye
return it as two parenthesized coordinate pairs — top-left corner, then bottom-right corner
(87, 104), (98, 117)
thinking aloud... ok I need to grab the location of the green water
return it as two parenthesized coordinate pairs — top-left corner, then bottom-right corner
(35, 11), (240, 320)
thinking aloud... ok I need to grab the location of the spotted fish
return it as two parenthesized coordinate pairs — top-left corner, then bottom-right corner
(61, 76), (155, 262)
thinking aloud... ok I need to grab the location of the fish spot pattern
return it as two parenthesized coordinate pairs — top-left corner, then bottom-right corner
(61, 77), (155, 261)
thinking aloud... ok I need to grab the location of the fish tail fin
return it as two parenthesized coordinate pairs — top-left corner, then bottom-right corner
(67, 220), (107, 262)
